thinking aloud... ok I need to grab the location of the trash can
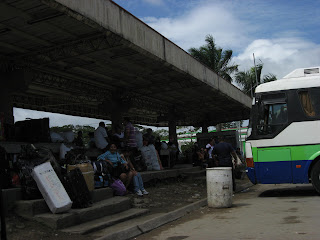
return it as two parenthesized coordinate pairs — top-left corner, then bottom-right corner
(206, 167), (233, 208)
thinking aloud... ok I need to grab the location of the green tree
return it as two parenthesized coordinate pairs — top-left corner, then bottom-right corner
(154, 129), (169, 140)
(189, 35), (239, 131)
(221, 120), (244, 129)
(188, 34), (238, 82)
(50, 124), (95, 145)
(235, 63), (277, 96)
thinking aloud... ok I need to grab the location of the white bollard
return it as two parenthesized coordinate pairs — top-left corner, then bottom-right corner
(206, 167), (233, 208)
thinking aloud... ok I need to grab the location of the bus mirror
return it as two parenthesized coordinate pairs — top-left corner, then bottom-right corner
(256, 96), (261, 104)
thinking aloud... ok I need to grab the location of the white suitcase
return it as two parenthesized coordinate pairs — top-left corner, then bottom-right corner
(32, 162), (72, 213)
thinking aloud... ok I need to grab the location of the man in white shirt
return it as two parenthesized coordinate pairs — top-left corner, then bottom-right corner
(94, 122), (109, 150)
(205, 138), (215, 167)
(206, 138), (215, 159)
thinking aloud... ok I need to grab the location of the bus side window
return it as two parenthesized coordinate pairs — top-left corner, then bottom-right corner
(299, 91), (316, 117)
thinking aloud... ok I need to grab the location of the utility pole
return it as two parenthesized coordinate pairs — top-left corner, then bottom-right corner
(253, 53), (259, 87)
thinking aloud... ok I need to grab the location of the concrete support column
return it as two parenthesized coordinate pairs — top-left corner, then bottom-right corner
(0, 90), (14, 125)
(168, 119), (177, 140)
(0, 70), (33, 125)
(111, 108), (123, 131)
(109, 90), (131, 131)
(201, 122), (208, 133)
(216, 123), (222, 132)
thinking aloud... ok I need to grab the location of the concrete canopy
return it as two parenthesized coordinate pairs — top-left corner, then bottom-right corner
(0, 0), (251, 127)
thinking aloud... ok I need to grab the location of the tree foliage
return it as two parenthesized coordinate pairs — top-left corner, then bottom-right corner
(50, 124), (96, 145)
(221, 120), (244, 129)
(235, 63), (277, 96)
(188, 35), (238, 82)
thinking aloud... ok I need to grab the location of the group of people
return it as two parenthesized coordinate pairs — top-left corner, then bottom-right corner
(194, 136), (242, 191)
(92, 118), (177, 196)
(97, 143), (148, 196)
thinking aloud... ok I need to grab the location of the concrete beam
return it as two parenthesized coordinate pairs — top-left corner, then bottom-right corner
(2, 70), (33, 91)
(49, 0), (251, 108)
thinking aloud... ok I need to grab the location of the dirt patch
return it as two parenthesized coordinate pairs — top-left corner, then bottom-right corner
(129, 177), (207, 213)
(4, 177), (207, 240)
(5, 214), (93, 240)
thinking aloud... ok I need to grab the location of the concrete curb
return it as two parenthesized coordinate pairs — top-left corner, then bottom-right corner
(235, 182), (254, 193)
(95, 181), (254, 240)
(95, 199), (207, 240)
(138, 199), (207, 233)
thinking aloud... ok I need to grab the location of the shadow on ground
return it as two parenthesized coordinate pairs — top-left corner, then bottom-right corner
(259, 185), (319, 197)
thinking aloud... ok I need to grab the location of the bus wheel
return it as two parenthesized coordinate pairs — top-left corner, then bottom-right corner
(311, 161), (320, 194)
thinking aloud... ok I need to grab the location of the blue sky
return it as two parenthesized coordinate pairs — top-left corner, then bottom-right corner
(15, 0), (320, 127)
(112, 0), (320, 78)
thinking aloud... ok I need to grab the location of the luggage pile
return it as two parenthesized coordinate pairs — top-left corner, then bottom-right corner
(59, 148), (93, 208)
(16, 145), (51, 200)
(15, 145), (94, 212)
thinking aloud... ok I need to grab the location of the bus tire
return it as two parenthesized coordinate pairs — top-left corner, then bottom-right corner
(311, 161), (320, 194)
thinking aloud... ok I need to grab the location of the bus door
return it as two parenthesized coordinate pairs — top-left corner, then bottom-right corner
(254, 96), (292, 183)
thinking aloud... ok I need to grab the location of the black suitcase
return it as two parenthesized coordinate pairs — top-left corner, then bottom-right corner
(64, 168), (92, 208)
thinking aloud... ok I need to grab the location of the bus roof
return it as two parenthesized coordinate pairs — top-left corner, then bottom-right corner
(255, 66), (320, 93)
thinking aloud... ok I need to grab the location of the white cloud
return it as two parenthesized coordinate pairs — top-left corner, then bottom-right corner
(141, 1), (320, 80)
(142, 3), (252, 51)
(235, 38), (320, 79)
(142, 0), (164, 5)
(13, 108), (109, 128)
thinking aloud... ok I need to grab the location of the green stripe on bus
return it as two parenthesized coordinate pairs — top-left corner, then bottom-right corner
(252, 144), (320, 162)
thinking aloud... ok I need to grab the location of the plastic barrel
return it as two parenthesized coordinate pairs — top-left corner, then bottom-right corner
(206, 167), (233, 208)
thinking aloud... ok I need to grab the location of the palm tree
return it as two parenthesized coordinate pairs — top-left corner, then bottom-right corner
(188, 35), (238, 83)
(235, 63), (277, 96)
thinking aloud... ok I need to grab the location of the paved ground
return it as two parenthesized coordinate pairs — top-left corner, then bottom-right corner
(3, 174), (251, 240)
(134, 183), (320, 240)
(3, 176), (207, 240)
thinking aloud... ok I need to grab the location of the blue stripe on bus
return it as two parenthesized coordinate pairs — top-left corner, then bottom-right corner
(292, 160), (311, 183)
(246, 160), (311, 184)
(246, 167), (256, 184)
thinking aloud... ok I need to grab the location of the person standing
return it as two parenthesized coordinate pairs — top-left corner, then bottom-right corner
(123, 117), (137, 149)
(113, 124), (125, 149)
(213, 136), (238, 191)
(143, 128), (155, 145)
(205, 138), (215, 168)
(94, 122), (109, 151)
(167, 135), (179, 168)
(73, 130), (84, 147)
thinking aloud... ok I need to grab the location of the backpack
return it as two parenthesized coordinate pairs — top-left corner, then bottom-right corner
(92, 161), (111, 188)
(110, 178), (126, 196)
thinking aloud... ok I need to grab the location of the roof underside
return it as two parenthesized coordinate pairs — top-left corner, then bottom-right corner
(0, 0), (251, 127)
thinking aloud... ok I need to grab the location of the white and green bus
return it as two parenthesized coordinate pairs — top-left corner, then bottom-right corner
(245, 66), (320, 193)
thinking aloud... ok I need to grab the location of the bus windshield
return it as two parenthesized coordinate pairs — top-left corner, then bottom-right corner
(256, 100), (287, 136)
